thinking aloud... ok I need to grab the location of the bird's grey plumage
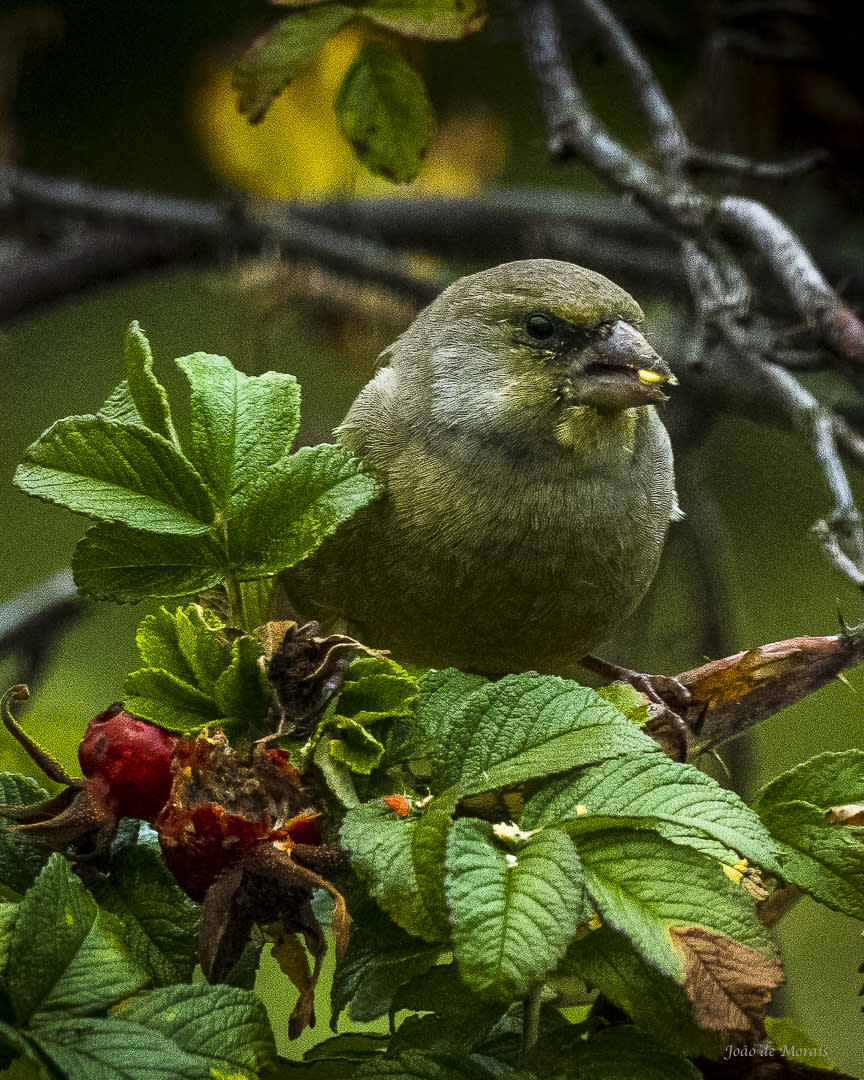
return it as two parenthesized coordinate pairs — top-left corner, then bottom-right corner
(283, 259), (678, 675)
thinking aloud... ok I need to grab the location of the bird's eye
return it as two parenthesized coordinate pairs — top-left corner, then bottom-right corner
(525, 312), (556, 341)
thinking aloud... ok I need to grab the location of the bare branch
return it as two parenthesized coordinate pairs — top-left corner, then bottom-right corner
(812, 521), (864, 589)
(687, 147), (828, 179)
(717, 196), (864, 371)
(0, 162), (443, 317)
(516, 0), (706, 228)
(712, 312), (864, 580)
(0, 570), (89, 686)
(574, 0), (689, 172)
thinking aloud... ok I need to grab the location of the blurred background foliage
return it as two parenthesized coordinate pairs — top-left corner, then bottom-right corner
(1, 0), (863, 1071)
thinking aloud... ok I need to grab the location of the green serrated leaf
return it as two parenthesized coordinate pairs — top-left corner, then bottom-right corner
(593, 682), (650, 726)
(7, 855), (148, 1024)
(0, 775), (49, 894)
(335, 655), (418, 727)
(410, 788), (458, 941)
(15, 417), (215, 535)
(0, 1018), (53, 1079)
(528, 1024), (702, 1080)
(572, 828), (773, 979)
(127, 607), (269, 738)
(305, 1033), (391, 1062)
(98, 380), (144, 426)
(359, 0), (486, 40)
(72, 521), (225, 602)
(444, 818), (589, 999)
(94, 843), (199, 987)
(124, 667), (223, 733)
(124, 322), (177, 443)
(757, 800), (864, 919)
(752, 751), (864, 919)
(175, 605), (232, 694)
(176, 352), (301, 513)
(522, 754), (780, 870)
(117, 982), (277, 1078)
(335, 43), (434, 183)
(416, 670), (657, 796)
(134, 607), (197, 683)
(320, 656), (418, 775)
(235, 7), (355, 123)
(331, 911), (440, 1025)
(352, 1048), (492, 1079)
(27, 1015), (209, 1080)
(390, 963), (506, 1052)
(0, 900), (20, 986)
(230, 443), (379, 573)
(35, 907), (149, 1018)
(340, 802), (446, 942)
(213, 634), (271, 734)
(329, 717), (386, 774)
(562, 925), (725, 1059)
(752, 749), (864, 812)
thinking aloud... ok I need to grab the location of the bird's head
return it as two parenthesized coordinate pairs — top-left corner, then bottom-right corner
(392, 259), (676, 455)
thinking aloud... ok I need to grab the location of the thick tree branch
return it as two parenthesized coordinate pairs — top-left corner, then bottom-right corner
(0, 162), (443, 318)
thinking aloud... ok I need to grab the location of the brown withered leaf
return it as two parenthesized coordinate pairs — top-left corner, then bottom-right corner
(199, 840), (349, 1038)
(264, 924), (323, 1039)
(677, 628), (864, 759)
(259, 619), (378, 737)
(669, 926), (783, 1033)
(827, 804), (864, 825)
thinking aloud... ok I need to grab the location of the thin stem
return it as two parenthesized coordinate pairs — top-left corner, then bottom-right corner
(224, 572), (248, 633)
(521, 983), (543, 1061)
(1, 684), (76, 785)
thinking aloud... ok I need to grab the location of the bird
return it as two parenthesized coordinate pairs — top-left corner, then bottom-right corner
(283, 259), (680, 677)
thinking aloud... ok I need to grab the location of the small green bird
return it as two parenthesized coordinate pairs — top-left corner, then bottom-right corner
(284, 259), (680, 676)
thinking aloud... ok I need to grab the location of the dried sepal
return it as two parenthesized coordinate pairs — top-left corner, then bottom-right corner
(260, 619), (380, 737)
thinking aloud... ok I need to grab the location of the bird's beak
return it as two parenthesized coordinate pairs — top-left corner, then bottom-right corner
(572, 320), (677, 409)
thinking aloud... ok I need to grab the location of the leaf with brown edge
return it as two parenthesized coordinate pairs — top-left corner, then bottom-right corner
(827, 804), (864, 824)
(669, 926), (783, 1034)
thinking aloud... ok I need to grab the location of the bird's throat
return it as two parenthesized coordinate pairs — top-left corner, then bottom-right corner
(554, 404), (639, 455)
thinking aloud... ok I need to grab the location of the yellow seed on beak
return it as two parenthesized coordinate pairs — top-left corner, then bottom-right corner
(637, 369), (665, 385)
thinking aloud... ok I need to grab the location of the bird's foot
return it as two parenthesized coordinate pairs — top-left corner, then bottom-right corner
(579, 656), (691, 761)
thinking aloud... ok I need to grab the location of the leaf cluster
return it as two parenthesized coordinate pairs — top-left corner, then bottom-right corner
(123, 604), (271, 741)
(13, 323), (378, 618)
(233, 0), (486, 183)
(320, 670), (864, 1077)
(0, 851), (274, 1080)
